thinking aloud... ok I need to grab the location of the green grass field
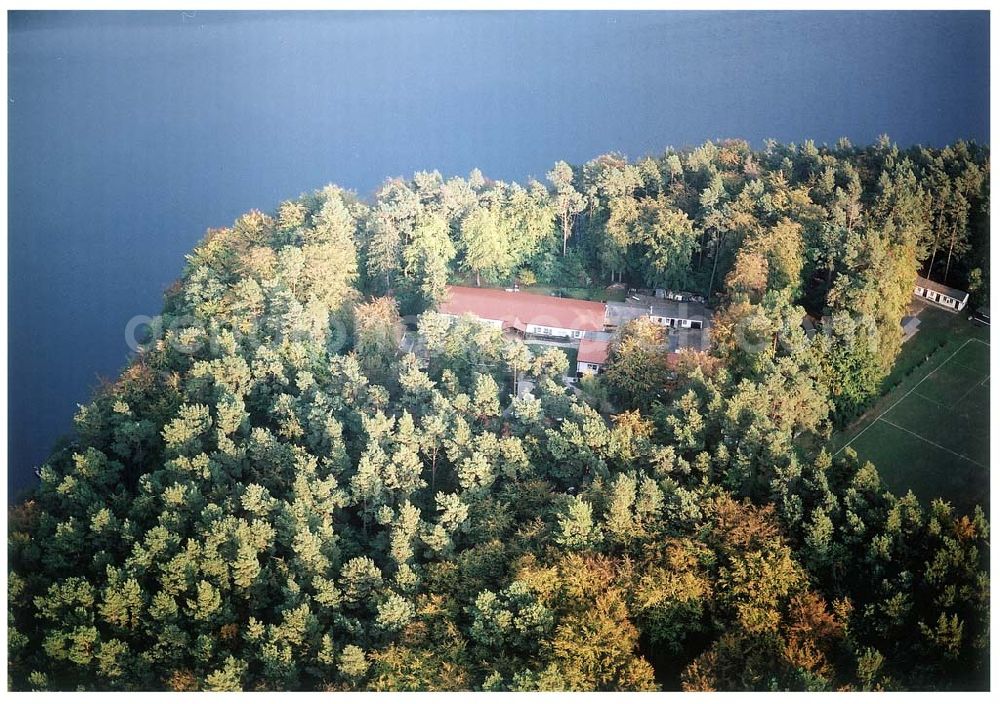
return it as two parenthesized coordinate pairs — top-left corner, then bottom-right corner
(834, 315), (990, 516)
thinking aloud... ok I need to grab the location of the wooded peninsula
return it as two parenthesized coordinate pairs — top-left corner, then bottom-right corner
(8, 137), (990, 691)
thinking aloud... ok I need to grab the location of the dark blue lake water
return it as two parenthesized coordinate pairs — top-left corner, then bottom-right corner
(7, 10), (989, 498)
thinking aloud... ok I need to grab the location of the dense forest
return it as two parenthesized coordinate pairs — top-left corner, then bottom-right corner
(8, 137), (990, 691)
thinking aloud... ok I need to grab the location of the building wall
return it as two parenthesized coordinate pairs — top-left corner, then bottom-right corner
(648, 314), (704, 330)
(526, 323), (585, 339)
(576, 361), (602, 376)
(440, 311), (602, 336)
(914, 286), (967, 311)
(938, 294), (960, 310)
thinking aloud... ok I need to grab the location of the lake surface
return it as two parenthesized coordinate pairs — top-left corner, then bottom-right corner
(7, 10), (989, 498)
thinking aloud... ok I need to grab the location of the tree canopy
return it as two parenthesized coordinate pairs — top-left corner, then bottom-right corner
(9, 137), (990, 692)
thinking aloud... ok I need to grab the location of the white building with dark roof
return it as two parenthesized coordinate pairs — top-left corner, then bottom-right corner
(914, 275), (969, 312)
(605, 295), (709, 331)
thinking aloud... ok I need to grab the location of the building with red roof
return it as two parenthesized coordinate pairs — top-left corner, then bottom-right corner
(432, 286), (713, 378)
(437, 286), (607, 339)
(576, 337), (610, 376)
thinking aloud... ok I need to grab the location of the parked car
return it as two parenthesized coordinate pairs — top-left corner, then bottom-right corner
(970, 306), (990, 326)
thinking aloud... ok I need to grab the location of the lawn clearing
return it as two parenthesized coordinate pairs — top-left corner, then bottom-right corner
(843, 419), (987, 516)
(834, 330), (990, 516)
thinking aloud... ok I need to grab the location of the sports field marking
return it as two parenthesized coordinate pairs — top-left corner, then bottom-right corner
(912, 390), (948, 408)
(877, 418), (987, 470)
(954, 361), (988, 375)
(835, 338), (990, 456)
(951, 371), (992, 407)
